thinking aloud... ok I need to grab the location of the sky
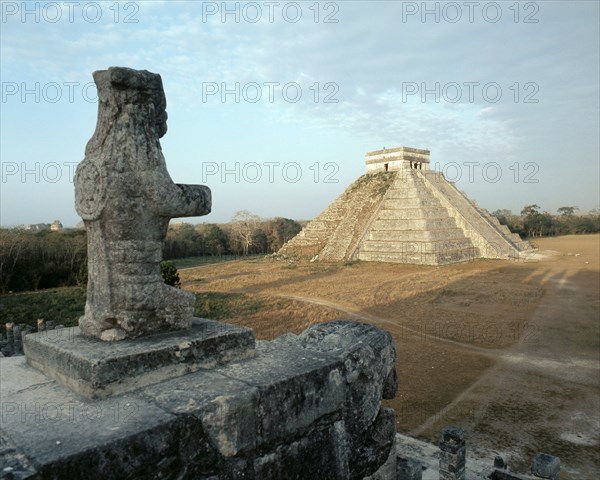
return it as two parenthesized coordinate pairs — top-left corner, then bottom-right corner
(1, 0), (599, 227)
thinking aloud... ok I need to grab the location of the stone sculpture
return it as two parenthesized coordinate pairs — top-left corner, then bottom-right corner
(74, 67), (211, 341)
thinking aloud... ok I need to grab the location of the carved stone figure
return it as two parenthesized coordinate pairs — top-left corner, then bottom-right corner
(75, 67), (211, 341)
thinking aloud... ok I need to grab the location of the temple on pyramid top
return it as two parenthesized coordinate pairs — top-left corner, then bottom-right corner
(280, 146), (532, 265)
(365, 146), (431, 173)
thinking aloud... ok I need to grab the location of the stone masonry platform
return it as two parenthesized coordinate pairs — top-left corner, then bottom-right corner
(1, 321), (398, 479)
(23, 318), (256, 400)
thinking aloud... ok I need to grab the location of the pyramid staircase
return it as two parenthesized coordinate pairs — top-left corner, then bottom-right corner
(356, 170), (479, 265)
(279, 173), (395, 260)
(418, 170), (531, 257)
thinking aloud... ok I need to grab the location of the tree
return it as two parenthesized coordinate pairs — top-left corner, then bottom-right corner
(160, 261), (181, 288)
(231, 211), (260, 256)
(0, 228), (27, 293)
(266, 217), (302, 252)
(557, 206), (577, 217)
(164, 222), (210, 259)
(521, 204), (541, 217)
(198, 224), (228, 256)
(251, 228), (269, 254)
(521, 205), (551, 237)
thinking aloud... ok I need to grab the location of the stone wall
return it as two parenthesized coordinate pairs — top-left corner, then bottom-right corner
(365, 147), (431, 174)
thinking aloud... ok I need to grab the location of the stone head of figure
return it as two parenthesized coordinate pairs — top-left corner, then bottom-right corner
(92, 66), (168, 138)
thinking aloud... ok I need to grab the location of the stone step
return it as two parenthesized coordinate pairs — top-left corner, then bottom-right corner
(385, 188), (432, 199)
(383, 197), (441, 208)
(367, 228), (468, 242)
(376, 206), (449, 220)
(325, 205), (347, 216)
(360, 238), (475, 254)
(358, 246), (479, 266)
(371, 217), (458, 230)
(301, 228), (329, 235)
(303, 220), (340, 230)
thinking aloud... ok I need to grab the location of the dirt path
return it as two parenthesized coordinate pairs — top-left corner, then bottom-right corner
(269, 292), (510, 357)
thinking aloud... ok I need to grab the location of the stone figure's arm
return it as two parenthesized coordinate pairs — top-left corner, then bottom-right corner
(154, 182), (212, 218)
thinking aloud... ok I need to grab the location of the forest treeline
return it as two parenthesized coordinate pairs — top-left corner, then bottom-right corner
(1, 207), (598, 293)
(0, 212), (302, 293)
(491, 205), (600, 238)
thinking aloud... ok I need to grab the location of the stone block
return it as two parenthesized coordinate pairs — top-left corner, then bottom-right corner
(363, 433), (399, 480)
(213, 340), (346, 445)
(396, 456), (423, 480)
(489, 469), (532, 480)
(24, 318), (255, 399)
(440, 426), (465, 453)
(295, 321), (397, 437)
(440, 453), (466, 471)
(253, 422), (346, 479)
(0, 360), (187, 479)
(0, 432), (36, 479)
(350, 407), (397, 479)
(531, 453), (560, 479)
(141, 368), (259, 457)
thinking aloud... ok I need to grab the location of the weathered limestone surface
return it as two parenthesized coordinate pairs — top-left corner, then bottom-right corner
(74, 67), (211, 341)
(2, 321), (397, 479)
(23, 318), (256, 399)
(530, 453), (560, 480)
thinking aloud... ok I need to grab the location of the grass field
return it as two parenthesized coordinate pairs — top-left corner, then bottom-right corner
(0, 287), (86, 335)
(0, 283), (300, 340)
(0, 254), (262, 334)
(171, 254), (261, 269)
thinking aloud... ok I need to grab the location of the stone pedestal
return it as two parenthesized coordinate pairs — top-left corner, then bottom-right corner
(24, 318), (255, 399)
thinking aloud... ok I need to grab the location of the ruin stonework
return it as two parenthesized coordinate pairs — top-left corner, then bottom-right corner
(75, 67), (211, 341)
(280, 146), (531, 265)
(4, 322), (399, 479)
(365, 147), (431, 173)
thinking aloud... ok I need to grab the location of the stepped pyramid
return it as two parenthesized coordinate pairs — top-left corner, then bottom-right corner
(280, 147), (531, 265)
